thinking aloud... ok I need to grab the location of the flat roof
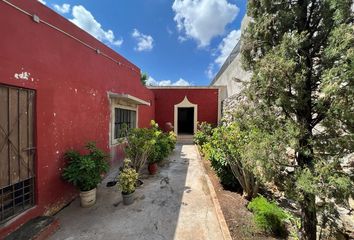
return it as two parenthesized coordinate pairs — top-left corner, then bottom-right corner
(147, 86), (224, 90)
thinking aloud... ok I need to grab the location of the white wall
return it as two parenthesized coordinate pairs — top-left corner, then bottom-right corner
(211, 16), (252, 99)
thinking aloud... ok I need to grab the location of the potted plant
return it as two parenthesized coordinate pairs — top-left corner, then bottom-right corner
(62, 142), (109, 207)
(147, 121), (176, 174)
(147, 158), (159, 175)
(118, 159), (138, 205)
(124, 127), (154, 175)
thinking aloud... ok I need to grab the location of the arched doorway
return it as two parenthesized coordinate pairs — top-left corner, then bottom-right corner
(174, 96), (197, 135)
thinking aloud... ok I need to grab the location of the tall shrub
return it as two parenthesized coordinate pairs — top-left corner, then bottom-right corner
(195, 123), (241, 191)
(215, 123), (259, 199)
(194, 122), (213, 146)
(241, 1), (354, 238)
(148, 121), (175, 164)
(125, 128), (155, 173)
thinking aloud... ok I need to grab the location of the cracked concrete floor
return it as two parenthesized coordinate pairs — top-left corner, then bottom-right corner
(50, 144), (225, 240)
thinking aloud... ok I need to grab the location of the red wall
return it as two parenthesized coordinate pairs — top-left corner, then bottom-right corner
(151, 88), (219, 132)
(0, 1), (221, 237)
(0, 0), (154, 237)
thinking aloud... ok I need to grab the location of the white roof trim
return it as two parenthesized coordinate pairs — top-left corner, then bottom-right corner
(147, 86), (223, 89)
(108, 92), (150, 106)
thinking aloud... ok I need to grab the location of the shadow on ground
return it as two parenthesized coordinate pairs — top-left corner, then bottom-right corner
(50, 143), (224, 240)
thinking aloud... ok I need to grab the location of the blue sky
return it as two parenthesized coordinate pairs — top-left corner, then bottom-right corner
(40, 0), (247, 86)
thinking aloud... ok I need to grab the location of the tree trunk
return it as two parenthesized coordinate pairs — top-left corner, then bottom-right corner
(229, 162), (258, 200)
(297, 129), (317, 240)
(297, 131), (317, 239)
(296, 35), (316, 237)
(300, 192), (317, 240)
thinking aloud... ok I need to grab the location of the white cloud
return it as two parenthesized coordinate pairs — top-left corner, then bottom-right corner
(215, 29), (241, 66)
(38, 0), (46, 5)
(205, 63), (216, 79)
(53, 3), (71, 14)
(70, 5), (123, 47)
(132, 29), (154, 52)
(205, 29), (241, 80)
(173, 79), (191, 86)
(178, 36), (187, 43)
(146, 76), (191, 86)
(172, 0), (239, 47)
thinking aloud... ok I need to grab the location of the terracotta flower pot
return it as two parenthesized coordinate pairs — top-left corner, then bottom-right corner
(148, 163), (158, 175)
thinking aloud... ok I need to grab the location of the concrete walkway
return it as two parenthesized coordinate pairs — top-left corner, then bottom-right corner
(50, 144), (230, 240)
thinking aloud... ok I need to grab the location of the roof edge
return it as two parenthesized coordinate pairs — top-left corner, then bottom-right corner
(147, 86), (224, 90)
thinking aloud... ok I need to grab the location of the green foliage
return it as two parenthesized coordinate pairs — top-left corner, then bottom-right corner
(213, 123), (259, 199)
(62, 142), (109, 191)
(248, 196), (289, 237)
(195, 123), (242, 191)
(140, 72), (148, 86)
(194, 122), (213, 146)
(195, 120), (260, 198)
(167, 131), (177, 152)
(202, 141), (239, 190)
(241, 1), (354, 238)
(118, 159), (138, 194)
(147, 121), (176, 164)
(124, 120), (176, 172)
(125, 127), (155, 173)
(294, 161), (353, 204)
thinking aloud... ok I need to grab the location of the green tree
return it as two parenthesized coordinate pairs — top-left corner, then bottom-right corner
(140, 72), (148, 85)
(241, 1), (354, 239)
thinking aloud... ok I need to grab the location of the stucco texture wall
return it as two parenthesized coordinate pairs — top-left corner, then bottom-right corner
(212, 52), (251, 98)
(0, 0), (154, 236)
(151, 88), (219, 132)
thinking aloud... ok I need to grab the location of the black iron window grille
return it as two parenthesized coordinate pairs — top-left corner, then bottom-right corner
(0, 178), (35, 224)
(114, 108), (136, 139)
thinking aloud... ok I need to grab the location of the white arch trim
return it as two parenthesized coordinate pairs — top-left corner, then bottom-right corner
(174, 96), (198, 135)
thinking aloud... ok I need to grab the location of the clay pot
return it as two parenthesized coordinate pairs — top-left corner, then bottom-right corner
(148, 163), (158, 175)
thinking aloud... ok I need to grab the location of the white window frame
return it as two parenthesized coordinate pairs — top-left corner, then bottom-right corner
(110, 102), (138, 145)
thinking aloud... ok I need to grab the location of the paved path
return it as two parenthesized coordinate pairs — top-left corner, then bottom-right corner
(50, 144), (230, 240)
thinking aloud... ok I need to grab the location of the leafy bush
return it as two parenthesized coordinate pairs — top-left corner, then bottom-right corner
(62, 142), (109, 191)
(118, 159), (138, 194)
(195, 124), (240, 190)
(196, 121), (261, 199)
(215, 123), (259, 199)
(194, 122), (213, 146)
(125, 121), (177, 171)
(125, 127), (155, 173)
(148, 121), (170, 163)
(147, 121), (176, 164)
(202, 141), (240, 190)
(248, 196), (289, 237)
(167, 131), (177, 152)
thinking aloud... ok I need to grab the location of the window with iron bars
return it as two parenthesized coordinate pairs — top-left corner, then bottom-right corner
(1, 178), (35, 224)
(114, 108), (136, 139)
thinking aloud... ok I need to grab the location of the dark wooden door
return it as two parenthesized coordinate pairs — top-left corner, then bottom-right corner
(0, 85), (35, 223)
(178, 107), (194, 134)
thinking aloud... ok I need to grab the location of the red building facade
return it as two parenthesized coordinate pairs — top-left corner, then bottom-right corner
(151, 87), (220, 133)
(0, 0), (221, 237)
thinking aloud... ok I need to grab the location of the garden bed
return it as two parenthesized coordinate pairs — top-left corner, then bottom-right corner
(202, 156), (277, 240)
